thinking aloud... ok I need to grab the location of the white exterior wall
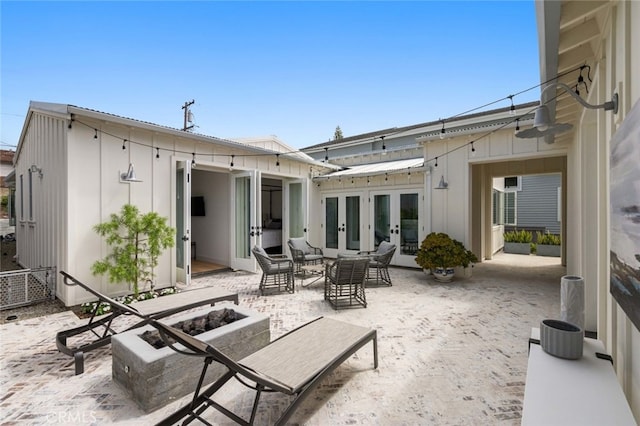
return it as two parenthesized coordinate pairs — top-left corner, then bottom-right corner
(595, 1), (639, 418)
(424, 126), (567, 255)
(14, 112), (67, 290)
(14, 106), (320, 306)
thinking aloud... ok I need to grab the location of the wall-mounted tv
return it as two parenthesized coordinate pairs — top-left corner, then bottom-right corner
(191, 196), (205, 216)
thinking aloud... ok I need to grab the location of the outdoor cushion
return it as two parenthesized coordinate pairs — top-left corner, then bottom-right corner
(289, 238), (311, 254)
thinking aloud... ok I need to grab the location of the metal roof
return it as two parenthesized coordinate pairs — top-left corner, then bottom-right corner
(315, 157), (425, 180)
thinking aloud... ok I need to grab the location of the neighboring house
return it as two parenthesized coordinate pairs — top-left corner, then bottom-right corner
(0, 150), (14, 219)
(12, 102), (331, 306)
(494, 173), (562, 234)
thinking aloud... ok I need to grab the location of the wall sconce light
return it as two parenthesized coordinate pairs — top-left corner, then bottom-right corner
(30, 165), (43, 178)
(516, 82), (618, 139)
(435, 175), (449, 189)
(120, 163), (142, 183)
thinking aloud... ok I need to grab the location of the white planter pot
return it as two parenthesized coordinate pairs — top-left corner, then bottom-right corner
(433, 267), (455, 282)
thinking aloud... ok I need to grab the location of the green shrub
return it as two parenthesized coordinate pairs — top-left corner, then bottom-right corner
(503, 229), (533, 243)
(415, 232), (478, 270)
(536, 231), (561, 245)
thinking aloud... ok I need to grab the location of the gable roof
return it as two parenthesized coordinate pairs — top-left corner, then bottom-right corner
(302, 102), (538, 152)
(17, 102), (330, 169)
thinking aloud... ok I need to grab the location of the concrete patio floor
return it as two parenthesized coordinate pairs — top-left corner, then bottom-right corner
(0, 253), (564, 425)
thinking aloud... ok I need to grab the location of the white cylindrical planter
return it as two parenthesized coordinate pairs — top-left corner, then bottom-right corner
(560, 275), (585, 330)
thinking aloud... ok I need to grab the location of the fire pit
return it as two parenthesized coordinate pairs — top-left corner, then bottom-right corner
(112, 304), (269, 412)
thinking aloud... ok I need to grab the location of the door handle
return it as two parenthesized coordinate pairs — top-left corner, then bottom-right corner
(181, 235), (189, 241)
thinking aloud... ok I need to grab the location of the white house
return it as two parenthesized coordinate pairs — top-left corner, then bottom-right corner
(304, 0), (640, 418)
(11, 0), (640, 419)
(12, 102), (332, 306)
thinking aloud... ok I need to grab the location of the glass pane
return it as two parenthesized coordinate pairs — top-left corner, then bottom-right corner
(374, 195), (391, 248)
(235, 176), (251, 258)
(289, 182), (304, 238)
(176, 168), (184, 269)
(346, 196), (360, 251)
(325, 197), (338, 249)
(400, 193), (419, 255)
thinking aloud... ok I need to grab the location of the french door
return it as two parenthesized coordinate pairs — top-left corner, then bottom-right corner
(370, 190), (423, 267)
(230, 171), (261, 271)
(286, 180), (307, 239)
(322, 192), (364, 258)
(176, 160), (191, 285)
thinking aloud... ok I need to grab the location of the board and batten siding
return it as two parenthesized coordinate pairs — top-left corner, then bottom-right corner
(14, 112), (67, 295)
(515, 174), (561, 234)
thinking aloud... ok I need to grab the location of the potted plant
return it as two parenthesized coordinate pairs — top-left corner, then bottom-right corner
(92, 204), (175, 297)
(503, 229), (532, 254)
(536, 231), (561, 257)
(415, 232), (478, 282)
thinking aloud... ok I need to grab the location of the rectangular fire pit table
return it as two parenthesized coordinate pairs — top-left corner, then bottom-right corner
(112, 304), (270, 412)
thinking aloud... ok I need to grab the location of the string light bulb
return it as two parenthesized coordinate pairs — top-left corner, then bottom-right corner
(230, 155), (235, 170)
(276, 154), (280, 167)
(440, 120), (446, 139)
(435, 157), (438, 167)
(515, 119), (520, 134)
(94, 129), (98, 139)
(509, 95), (515, 115)
(471, 141), (476, 153)
(324, 147), (329, 162)
(122, 139), (127, 150)
(381, 135), (387, 155)
(385, 173), (388, 182)
(156, 147), (160, 159)
(191, 153), (196, 167)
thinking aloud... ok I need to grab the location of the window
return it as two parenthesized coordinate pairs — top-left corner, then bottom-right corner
(504, 191), (516, 225)
(28, 170), (33, 220)
(19, 174), (23, 220)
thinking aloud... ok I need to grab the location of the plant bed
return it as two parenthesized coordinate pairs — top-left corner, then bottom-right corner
(536, 232), (561, 257)
(503, 229), (532, 254)
(504, 242), (531, 255)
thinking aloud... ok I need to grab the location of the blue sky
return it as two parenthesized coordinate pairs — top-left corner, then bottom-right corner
(1, 1), (540, 150)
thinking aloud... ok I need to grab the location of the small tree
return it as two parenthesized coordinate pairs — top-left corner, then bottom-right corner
(334, 125), (343, 140)
(91, 204), (175, 296)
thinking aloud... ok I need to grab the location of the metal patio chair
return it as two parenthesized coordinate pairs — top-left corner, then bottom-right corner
(359, 241), (396, 286)
(324, 256), (369, 310)
(252, 246), (295, 295)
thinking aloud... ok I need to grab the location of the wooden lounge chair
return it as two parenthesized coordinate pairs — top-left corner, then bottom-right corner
(56, 271), (239, 375)
(154, 316), (377, 425)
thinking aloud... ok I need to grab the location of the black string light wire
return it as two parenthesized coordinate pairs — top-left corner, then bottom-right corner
(72, 64), (585, 175)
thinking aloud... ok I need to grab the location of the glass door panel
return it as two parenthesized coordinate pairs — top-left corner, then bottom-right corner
(288, 181), (304, 238)
(400, 193), (419, 256)
(176, 160), (191, 285)
(374, 194), (391, 247)
(230, 171), (259, 271)
(345, 196), (360, 251)
(235, 176), (251, 259)
(325, 197), (338, 250)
